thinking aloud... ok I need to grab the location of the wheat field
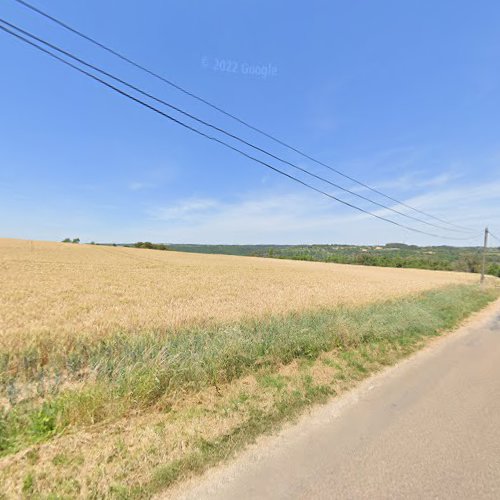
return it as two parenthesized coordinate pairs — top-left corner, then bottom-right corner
(0, 239), (494, 497)
(0, 238), (477, 352)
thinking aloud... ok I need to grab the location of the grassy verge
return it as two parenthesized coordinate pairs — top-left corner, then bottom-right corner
(0, 284), (498, 497)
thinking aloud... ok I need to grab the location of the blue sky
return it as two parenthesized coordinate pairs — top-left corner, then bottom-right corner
(1, 0), (499, 245)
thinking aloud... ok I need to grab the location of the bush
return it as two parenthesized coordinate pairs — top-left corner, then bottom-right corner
(134, 242), (170, 251)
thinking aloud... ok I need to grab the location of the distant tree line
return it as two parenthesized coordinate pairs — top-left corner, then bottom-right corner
(168, 243), (500, 277)
(61, 239), (499, 277)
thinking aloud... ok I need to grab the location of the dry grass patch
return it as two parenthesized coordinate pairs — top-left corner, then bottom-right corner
(0, 372), (275, 497)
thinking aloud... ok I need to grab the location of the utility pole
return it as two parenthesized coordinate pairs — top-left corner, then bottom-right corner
(480, 227), (489, 284)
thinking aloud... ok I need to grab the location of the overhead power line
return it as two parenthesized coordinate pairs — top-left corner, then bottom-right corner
(11, 0), (475, 234)
(489, 230), (500, 244)
(0, 18), (474, 236)
(0, 23), (480, 241)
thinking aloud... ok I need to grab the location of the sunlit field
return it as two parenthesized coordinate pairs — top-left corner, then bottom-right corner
(0, 238), (477, 353)
(1, 238), (496, 497)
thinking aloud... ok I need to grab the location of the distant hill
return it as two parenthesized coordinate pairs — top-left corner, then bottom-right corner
(163, 243), (500, 277)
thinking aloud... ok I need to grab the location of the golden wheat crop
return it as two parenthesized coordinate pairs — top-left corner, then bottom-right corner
(0, 238), (477, 351)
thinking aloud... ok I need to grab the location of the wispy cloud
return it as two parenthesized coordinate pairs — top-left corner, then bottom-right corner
(141, 174), (500, 246)
(128, 181), (157, 191)
(149, 198), (220, 221)
(361, 170), (463, 193)
(15, 161), (496, 246)
(144, 192), (357, 243)
(352, 178), (500, 233)
(127, 165), (178, 192)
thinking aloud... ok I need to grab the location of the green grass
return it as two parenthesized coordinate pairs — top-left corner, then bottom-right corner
(0, 284), (497, 463)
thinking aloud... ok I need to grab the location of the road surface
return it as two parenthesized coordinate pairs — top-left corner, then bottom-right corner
(172, 298), (500, 499)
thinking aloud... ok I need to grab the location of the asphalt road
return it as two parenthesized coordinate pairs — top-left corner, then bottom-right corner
(174, 298), (500, 499)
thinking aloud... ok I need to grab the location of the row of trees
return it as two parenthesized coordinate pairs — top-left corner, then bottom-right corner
(61, 239), (170, 250)
(58, 239), (499, 277)
(255, 245), (500, 277)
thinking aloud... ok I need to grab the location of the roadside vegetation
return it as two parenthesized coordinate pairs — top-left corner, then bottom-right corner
(1, 283), (498, 498)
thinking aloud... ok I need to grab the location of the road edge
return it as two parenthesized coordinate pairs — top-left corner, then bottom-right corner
(166, 295), (500, 499)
